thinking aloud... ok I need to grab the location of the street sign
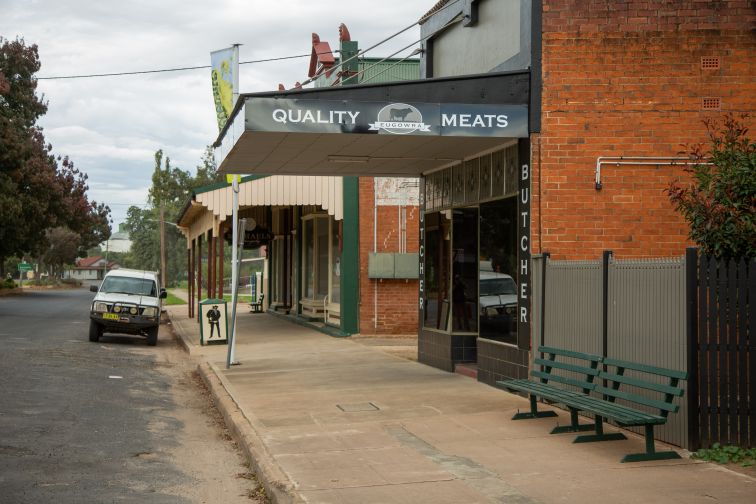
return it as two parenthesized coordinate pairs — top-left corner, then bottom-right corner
(17, 262), (32, 272)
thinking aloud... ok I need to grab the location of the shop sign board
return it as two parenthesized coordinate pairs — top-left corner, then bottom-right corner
(246, 99), (528, 138)
(199, 298), (228, 345)
(17, 262), (32, 272)
(224, 227), (273, 248)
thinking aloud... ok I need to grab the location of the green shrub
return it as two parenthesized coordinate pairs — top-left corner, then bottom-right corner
(2, 278), (16, 289)
(692, 443), (755, 467)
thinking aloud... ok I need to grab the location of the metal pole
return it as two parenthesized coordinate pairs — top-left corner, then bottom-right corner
(229, 218), (245, 366)
(226, 176), (240, 368)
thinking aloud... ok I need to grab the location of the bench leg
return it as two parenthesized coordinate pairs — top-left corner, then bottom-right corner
(620, 425), (681, 463)
(512, 395), (558, 420)
(573, 416), (627, 443)
(551, 407), (595, 434)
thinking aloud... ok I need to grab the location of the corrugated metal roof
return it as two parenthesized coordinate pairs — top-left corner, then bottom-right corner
(315, 58), (419, 87)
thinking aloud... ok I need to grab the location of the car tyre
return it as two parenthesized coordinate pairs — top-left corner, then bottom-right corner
(89, 320), (102, 342)
(146, 326), (158, 346)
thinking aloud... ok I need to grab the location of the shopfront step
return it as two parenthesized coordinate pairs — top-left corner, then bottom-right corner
(454, 363), (478, 380)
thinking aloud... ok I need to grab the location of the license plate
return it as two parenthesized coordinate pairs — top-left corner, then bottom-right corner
(103, 313), (119, 321)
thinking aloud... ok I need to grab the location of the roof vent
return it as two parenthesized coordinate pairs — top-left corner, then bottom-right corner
(701, 57), (720, 70)
(702, 97), (721, 110)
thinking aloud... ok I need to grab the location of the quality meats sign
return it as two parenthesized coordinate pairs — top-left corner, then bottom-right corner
(245, 99), (528, 138)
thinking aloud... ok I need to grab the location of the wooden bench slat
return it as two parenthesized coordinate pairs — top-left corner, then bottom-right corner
(600, 372), (684, 397)
(534, 358), (600, 376)
(564, 395), (666, 425)
(531, 371), (597, 391)
(538, 346), (602, 362)
(603, 357), (688, 380)
(593, 385), (680, 413)
(499, 379), (584, 396)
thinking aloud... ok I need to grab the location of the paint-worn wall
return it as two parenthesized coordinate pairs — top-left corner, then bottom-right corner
(358, 177), (420, 335)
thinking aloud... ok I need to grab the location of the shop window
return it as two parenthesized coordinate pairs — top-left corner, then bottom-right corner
(317, 218), (329, 297)
(301, 214), (341, 323)
(331, 219), (341, 304)
(423, 211), (451, 330)
(304, 219), (314, 298)
(478, 197), (518, 344)
(451, 207), (478, 333)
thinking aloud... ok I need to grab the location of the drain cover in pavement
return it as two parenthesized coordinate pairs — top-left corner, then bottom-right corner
(336, 402), (380, 412)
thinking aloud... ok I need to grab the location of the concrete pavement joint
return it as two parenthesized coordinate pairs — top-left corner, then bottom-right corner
(386, 424), (542, 504)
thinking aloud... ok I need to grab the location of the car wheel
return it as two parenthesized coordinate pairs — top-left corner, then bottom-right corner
(89, 320), (102, 342)
(146, 326), (158, 346)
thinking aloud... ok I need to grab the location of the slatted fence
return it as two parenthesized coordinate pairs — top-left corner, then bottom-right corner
(688, 251), (755, 450)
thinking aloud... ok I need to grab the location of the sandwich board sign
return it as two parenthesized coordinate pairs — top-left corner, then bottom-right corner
(199, 299), (228, 345)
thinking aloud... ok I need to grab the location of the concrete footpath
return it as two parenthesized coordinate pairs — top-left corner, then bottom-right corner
(165, 302), (754, 504)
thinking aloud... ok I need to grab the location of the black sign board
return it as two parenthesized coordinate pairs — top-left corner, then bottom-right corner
(224, 228), (273, 248)
(245, 99), (528, 138)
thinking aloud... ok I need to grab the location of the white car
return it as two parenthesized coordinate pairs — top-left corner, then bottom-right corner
(89, 269), (167, 346)
(479, 271), (517, 337)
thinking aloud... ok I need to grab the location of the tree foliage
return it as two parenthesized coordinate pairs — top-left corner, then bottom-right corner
(667, 114), (756, 259)
(123, 146), (222, 286)
(0, 37), (111, 275)
(41, 227), (81, 277)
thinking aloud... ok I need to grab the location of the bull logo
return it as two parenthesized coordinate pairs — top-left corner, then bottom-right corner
(369, 103), (431, 135)
(389, 107), (413, 121)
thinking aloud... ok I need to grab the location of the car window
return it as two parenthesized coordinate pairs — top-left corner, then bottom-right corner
(100, 276), (157, 297)
(479, 278), (516, 296)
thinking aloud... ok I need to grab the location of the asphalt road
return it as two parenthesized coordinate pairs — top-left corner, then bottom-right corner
(0, 288), (262, 504)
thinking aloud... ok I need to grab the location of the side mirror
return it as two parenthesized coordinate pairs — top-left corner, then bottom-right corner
(90, 285), (99, 293)
(159, 289), (167, 299)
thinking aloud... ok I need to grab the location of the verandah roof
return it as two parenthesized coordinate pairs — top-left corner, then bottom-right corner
(213, 71), (531, 178)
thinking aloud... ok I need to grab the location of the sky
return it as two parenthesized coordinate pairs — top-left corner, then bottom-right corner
(2, 0), (431, 228)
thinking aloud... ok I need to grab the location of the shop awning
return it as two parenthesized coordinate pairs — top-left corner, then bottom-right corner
(214, 71), (530, 177)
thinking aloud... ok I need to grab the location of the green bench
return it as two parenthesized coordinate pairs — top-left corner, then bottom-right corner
(249, 293), (264, 313)
(500, 346), (603, 434)
(498, 347), (687, 463)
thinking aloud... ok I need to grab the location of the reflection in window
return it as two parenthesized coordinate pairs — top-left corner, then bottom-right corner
(304, 219), (314, 298)
(331, 219), (340, 304)
(478, 197), (518, 344)
(452, 208), (478, 333)
(317, 218), (329, 297)
(423, 211), (451, 330)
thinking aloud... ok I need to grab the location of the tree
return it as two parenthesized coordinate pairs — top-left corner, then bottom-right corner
(667, 113), (756, 259)
(125, 147), (222, 287)
(0, 37), (111, 276)
(41, 227), (80, 278)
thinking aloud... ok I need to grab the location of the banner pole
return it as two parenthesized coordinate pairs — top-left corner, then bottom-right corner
(226, 176), (240, 368)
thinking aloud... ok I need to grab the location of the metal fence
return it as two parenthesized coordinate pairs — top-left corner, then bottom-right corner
(533, 252), (689, 448)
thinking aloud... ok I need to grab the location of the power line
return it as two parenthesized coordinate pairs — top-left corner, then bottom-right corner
(37, 54), (311, 80)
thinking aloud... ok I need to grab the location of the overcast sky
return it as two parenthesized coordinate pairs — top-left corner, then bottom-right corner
(2, 0), (431, 228)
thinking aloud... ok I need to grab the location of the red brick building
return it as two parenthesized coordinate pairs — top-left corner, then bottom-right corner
(535, 0), (755, 259)
(359, 177), (420, 334)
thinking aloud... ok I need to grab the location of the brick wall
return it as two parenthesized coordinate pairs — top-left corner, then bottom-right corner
(358, 177), (420, 334)
(536, 0), (756, 259)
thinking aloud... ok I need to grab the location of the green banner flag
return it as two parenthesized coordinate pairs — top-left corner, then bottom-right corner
(211, 47), (237, 131)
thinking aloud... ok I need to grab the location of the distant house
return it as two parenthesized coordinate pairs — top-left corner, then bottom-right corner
(100, 223), (132, 254)
(64, 256), (119, 281)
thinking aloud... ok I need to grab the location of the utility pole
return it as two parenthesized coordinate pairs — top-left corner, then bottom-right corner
(160, 205), (166, 288)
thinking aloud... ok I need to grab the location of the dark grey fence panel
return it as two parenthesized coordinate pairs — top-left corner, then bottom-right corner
(543, 259), (602, 353)
(693, 254), (754, 449)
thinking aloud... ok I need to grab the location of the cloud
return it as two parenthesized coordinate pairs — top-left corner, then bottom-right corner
(2, 0), (430, 228)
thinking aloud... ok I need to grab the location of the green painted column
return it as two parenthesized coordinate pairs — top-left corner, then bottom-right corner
(340, 176), (359, 334)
